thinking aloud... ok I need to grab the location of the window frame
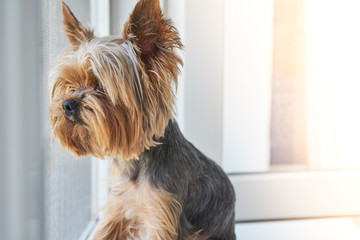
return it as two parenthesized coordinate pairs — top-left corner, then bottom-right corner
(231, 170), (360, 222)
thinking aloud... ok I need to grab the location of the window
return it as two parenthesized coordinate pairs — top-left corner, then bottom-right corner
(3, 0), (359, 239)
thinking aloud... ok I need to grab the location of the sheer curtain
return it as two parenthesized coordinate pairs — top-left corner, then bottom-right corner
(42, 1), (93, 239)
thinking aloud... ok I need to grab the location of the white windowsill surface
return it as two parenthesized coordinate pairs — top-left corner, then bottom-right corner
(235, 217), (360, 240)
(85, 218), (360, 240)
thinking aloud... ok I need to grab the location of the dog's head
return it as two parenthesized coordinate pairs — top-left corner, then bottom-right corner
(49, 0), (182, 160)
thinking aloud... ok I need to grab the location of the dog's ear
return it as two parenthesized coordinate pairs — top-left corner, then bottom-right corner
(123, 0), (182, 59)
(62, 0), (93, 49)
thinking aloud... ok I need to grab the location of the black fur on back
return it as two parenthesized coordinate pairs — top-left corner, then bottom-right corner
(138, 119), (236, 239)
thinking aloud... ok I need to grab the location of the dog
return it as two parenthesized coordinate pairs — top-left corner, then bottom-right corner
(49, 0), (236, 239)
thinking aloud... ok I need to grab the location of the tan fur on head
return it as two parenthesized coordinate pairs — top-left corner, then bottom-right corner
(122, 0), (183, 140)
(49, 0), (183, 160)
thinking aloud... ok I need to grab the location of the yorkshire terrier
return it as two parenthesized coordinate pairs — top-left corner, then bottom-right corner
(49, 0), (235, 239)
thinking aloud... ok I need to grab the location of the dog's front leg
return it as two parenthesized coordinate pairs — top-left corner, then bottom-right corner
(93, 211), (132, 240)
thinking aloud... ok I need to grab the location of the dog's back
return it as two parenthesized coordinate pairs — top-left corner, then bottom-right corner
(143, 120), (236, 239)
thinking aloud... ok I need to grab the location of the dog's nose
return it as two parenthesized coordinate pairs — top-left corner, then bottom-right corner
(62, 99), (79, 117)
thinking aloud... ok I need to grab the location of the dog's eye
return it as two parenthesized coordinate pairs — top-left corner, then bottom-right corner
(95, 81), (105, 93)
(68, 86), (75, 92)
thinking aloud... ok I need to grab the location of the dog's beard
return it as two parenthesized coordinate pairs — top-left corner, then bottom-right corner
(49, 90), (144, 160)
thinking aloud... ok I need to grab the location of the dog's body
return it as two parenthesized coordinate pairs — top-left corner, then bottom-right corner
(97, 120), (235, 239)
(49, 0), (236, 239)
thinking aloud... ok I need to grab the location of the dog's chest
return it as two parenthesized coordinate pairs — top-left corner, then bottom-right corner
(108, 159), (179, 239)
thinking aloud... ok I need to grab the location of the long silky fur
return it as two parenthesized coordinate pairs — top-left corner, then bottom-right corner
(49, 1), (236, 239)
(50, 0), (182, 160)
(93, 161), (182, 240)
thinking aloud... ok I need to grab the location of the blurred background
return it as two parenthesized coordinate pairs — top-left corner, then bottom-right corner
(1, 0), (360, 239)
